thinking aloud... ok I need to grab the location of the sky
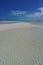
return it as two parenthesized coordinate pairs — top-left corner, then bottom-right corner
(0, 0), (43, 21)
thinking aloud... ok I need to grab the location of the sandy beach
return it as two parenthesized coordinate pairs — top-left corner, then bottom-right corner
(0, 22), (43, 65)
(0, 22), (40, 31)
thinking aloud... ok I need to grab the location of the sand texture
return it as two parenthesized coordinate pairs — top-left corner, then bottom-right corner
(0, 22), (43, 65)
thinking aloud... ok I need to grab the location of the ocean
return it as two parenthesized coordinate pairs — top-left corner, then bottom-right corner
(0, 21), (43, 65)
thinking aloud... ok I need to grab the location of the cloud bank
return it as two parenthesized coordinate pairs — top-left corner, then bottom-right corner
(26, 7), (43, 18)
(9, 7), (43, 19)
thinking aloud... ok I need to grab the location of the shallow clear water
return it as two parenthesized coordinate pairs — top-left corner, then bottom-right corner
(0, 27), (43, 65)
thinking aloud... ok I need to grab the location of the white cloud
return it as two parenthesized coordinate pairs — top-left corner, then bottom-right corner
(9, 7), (43, 19)
(26, 7), (43, 18)
(9, 10), (27, 16)
(26, 12), (41, 17)
(38, 7), (43, 13)
(26, 14), (35, 17)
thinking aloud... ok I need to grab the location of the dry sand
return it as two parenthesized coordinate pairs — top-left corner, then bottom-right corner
(0, 22), (40, 31)
(0, 22), (43, 65)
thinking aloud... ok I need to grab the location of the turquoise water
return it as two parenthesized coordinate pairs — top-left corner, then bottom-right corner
(0, 23), (43, 65)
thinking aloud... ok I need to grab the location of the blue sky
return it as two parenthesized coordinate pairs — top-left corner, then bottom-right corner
(0, 0), (43, 20)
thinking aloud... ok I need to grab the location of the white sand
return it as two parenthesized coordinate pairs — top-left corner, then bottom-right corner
(0, 22), (40, 31)
(0, 22), (43, 65)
